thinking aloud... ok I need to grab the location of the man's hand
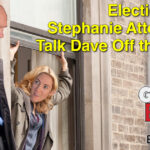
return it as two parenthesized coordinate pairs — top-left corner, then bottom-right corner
(57, 52), (68, 71)
(10, 41), (20, 61)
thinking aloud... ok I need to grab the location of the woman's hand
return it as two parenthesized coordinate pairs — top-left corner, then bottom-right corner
(10, 41), (20, 61)
(58, 52), (68, 71)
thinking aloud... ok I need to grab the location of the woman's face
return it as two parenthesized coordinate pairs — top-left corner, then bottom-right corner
(30, 73), (54, 103)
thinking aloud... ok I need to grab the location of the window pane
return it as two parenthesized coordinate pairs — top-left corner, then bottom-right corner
(10, 0), (77, 31)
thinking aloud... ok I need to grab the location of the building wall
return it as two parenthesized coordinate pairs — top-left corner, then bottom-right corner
(111, 53), (148, 150)
(110, 0), (149, 150)
(82, 0), (149, 150)
(82, 0), (112, 149)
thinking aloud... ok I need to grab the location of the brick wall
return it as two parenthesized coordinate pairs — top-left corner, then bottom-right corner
(111, 1), (149, 150)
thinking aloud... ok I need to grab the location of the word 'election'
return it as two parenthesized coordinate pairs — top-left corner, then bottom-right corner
(109, 4), (149, 17)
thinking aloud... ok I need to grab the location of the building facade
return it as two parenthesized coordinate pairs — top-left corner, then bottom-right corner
(0, 0), (149, 150)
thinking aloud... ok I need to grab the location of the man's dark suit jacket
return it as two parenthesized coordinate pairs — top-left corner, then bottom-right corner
(0, 59), (16, 150)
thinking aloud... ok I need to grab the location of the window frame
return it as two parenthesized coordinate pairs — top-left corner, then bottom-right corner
(10, 21), (76, 59)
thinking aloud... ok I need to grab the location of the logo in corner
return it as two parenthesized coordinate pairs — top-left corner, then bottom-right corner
(138, 86), (150, 122)
(138, 86), (150, 103)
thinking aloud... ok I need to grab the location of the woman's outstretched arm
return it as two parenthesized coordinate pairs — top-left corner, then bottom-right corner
(10, 41), (22, 107)
(51, 52), (73, 105)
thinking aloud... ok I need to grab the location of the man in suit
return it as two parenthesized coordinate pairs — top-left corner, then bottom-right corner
(0, 5), (7, 126)
(0, 5), (16, 150)
(0, 5), (7, 127)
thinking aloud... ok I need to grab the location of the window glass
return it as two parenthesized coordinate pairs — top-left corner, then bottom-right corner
(10, 0), (77, 31)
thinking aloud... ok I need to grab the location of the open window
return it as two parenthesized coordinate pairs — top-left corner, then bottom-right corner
(10, 0), (83, 150)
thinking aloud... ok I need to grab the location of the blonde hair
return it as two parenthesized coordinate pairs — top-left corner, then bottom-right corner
(16, 66), (58, 114)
